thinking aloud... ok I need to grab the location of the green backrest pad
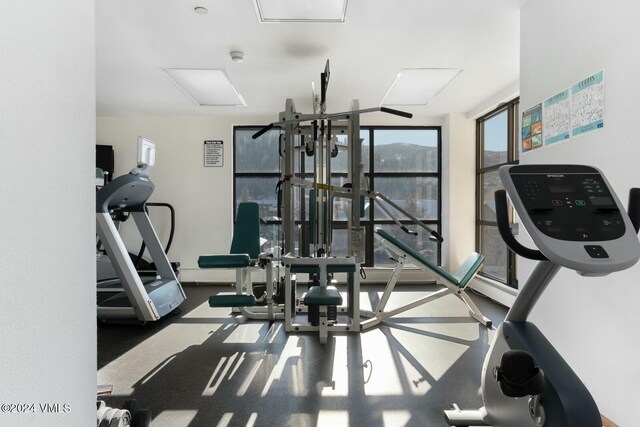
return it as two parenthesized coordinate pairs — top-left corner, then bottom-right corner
(375, 228), (484, 288)
(230, 202), (261, 259)
(198, 202), (260, 268)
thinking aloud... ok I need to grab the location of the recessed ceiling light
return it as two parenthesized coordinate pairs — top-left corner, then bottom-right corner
(163, 69), (246, 106)
(194, 6), (208, 15)
(380, 68), (463, 106)
(253, 0), (348, 23)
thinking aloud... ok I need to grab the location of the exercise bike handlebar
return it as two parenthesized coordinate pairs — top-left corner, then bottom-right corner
(628, 188), (640, 234)
(495, 189), (548, 261)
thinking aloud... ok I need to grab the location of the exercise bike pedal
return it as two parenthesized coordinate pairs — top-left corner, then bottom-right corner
(443, 403), (489, 426)
(494, 350), (546, 398)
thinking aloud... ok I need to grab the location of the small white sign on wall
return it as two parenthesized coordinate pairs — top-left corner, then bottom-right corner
(204, 140), (223, 167)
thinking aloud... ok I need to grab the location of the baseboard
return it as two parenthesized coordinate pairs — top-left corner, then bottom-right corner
(470, 275), (517, 308)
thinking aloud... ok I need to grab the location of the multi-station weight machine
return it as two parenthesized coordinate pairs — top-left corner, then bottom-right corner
(204, 61), (489, 343)
(249, 61), (433, 342)
(252, 61), (421, 259)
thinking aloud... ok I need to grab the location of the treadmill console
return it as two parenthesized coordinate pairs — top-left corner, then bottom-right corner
(500, 165), (640, 275)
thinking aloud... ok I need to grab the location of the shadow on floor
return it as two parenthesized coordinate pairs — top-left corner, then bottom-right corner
(98, 284), (507, 427)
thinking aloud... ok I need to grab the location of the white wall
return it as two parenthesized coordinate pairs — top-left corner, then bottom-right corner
(442, 114), (477, 271)
(97, 116), (269, 282)
(521, 0), (640, 424)
(96, 113), (450, 283)
(0, 2), (95, 426)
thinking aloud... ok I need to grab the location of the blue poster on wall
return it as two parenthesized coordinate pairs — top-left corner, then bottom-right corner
(522, 103), (543, 152)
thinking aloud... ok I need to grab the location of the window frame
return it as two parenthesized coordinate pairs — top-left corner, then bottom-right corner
(234, 125), (442, 267)
(232, 126), (282, 222)
(364, 126), (442, 267)
(476, 98), (519, 287)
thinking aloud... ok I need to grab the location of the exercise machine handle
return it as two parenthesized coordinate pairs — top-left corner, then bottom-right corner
(429, 230), (444, 243)
(628, 188), (640, 234)
(252, 123), (275, 139)
(495, 189), (547, 261)
(401, 225), (418, 236)
(380, 107), (413, 119)
(399, 225), (442, 242)
(372, 191), (443, 243)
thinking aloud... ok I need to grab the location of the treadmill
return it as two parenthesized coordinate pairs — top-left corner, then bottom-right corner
(96, 137), (186, 321)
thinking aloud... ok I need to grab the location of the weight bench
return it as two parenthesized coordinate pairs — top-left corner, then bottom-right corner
(361, 228), (492, 330)
(199, 203), (280, 320)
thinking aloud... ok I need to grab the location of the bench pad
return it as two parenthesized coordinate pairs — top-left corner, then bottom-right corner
(209, 293), (256, 307)
(304, 286), (343, 306)
(375, 228), (484, 289)
(198, 254), (251, 269)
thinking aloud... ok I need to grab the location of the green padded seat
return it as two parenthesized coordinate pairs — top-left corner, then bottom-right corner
(198, 254), (251, 269)
(209, 293), (256, 307)
(290, 264), (357, 274)
(375, 228), (484, 289)
(304, 286), (343, 306)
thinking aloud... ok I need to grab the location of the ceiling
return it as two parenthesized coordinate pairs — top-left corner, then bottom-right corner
(96, 0), (523, 119)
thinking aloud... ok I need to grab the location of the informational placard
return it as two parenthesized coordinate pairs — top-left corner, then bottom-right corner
(572, 70), (605, 137)
(204, 140), (223, 167)
(543, 89), (571, 145)
(521, 69), (605, 155)
(521, 103), (543, 153)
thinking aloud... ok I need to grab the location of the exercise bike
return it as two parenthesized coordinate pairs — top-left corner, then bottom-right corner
(445, 164), (640, 427)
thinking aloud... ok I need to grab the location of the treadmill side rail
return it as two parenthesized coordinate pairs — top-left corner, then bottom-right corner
(97, 213), (161, 321)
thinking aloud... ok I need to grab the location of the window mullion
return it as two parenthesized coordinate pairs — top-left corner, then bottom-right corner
(476, 98), (519, 287)
(236, 125), (442, 268)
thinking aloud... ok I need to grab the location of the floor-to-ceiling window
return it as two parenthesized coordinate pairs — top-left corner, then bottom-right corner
(476, 98), (519, 287)
(367, 127), (441, 267)
(234, 126), (441, 267)
(233, 128), (283, 253)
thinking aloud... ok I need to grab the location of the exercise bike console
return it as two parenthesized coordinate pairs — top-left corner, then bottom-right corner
(501, 164), (640, 275)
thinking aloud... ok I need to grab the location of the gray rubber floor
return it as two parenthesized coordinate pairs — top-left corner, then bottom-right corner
(98, 284), (507, 427)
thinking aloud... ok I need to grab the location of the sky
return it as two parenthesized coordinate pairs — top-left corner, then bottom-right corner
(365, 129), (438, 147)
(483, 109), (508, 152)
